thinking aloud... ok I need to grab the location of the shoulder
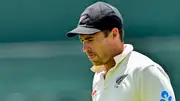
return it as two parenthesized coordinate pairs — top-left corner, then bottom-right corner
(126, 51), (170, 82)
(128, 51), (155, 67)
(126, 50), (161, 70)
(127, 52), (175, 101)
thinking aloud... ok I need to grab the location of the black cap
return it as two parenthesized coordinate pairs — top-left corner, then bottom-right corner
(66, 1), (123, 37)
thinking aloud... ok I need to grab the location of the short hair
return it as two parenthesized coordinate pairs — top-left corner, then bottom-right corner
(102, 28), (124, 42)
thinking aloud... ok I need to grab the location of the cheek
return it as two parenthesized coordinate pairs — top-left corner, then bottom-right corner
(93, 40), (109, 55)
(96, 43), (109, 56)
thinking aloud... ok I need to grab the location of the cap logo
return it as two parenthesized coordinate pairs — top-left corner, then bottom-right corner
(79, 14), (90, 25)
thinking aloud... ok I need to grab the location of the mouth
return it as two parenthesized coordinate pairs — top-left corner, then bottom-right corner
(87, 54), (97, 60)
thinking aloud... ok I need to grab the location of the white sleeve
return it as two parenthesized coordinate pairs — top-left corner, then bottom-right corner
(137, 65), (176, 101)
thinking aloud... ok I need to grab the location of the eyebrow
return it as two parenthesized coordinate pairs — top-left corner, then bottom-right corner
(84, 37), (94, 40)
(80, 36), (94, 41)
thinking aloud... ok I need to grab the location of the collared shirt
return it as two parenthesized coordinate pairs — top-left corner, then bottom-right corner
(91, 44), (176, 101)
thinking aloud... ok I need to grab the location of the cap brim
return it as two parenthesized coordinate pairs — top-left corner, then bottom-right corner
(66, 26), (101, 37)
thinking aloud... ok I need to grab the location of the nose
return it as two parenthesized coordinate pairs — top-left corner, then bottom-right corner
(82, 42), (90, 52)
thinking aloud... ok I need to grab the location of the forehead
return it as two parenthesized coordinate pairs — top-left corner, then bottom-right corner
(79, 31), (103, 39)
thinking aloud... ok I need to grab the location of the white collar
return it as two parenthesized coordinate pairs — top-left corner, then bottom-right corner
(90, 44), (134, 73)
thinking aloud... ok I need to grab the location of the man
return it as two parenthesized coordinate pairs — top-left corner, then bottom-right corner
(66, 1), (176, 101)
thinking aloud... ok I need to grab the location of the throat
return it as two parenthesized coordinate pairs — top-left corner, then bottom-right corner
(103, 59), (116, 78)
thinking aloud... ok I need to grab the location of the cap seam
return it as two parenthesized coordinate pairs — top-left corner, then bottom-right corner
(99, 2), (103, 16)
(103, 3), (116, 15)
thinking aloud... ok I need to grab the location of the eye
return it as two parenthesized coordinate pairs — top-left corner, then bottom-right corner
(88, 39), (93, 42)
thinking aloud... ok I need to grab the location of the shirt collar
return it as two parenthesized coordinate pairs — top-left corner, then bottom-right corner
(90, 44), (134, 73)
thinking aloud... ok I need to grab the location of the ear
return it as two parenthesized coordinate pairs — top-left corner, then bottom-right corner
(111, 28), (119, 39)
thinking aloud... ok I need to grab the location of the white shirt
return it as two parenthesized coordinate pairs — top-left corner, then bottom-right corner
(91, 44), (176, 101)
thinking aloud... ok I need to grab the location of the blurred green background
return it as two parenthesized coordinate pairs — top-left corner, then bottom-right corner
(0, 0), (179, 101)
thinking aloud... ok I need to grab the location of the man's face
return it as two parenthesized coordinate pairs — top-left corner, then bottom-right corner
(79, 31), (112, 66)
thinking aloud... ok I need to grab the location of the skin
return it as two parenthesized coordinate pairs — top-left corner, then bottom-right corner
(79, 28), (124, 75)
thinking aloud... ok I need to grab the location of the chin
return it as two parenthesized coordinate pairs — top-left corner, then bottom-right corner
(92, 62), (103, 66)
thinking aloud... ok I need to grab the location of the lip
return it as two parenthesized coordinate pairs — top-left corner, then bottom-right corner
(87, 54), (96, 60)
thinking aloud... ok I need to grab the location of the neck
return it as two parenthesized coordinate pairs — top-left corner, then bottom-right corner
(103, 58), (116, 76)
(103, 44), (124, 76)
(113, 43), (124, 57)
